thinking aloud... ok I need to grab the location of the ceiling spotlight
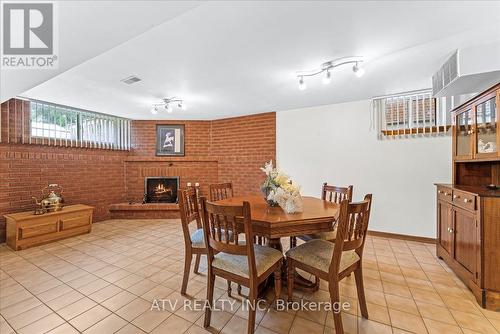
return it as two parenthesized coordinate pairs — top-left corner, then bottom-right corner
(178, 101), (187, 110)
(151, 97), (185, 114)
(353, 62), (365, 78)
(296, 56), (364, 89)
(298, 76), (306, 90)
(322, 69), (332, 85)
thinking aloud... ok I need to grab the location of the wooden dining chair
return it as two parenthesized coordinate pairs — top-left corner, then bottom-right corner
(178, 187), (207, 295)
(286, 194), (373, 334)
(209, 182), (234, 201)
(290, 183), (353, 248)
(200, 197), (283, 334)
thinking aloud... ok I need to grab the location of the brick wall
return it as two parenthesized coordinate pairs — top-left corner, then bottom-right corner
(1, 98), (276, 242)
(0, 143), (128, 241)
(211, 112), (276, 196)
(130, 120), (212, 157)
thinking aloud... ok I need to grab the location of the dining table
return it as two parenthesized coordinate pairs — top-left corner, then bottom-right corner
(215, 195), (340, 292)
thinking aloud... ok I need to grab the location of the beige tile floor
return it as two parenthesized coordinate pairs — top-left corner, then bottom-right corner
(0, 219), (499, 334)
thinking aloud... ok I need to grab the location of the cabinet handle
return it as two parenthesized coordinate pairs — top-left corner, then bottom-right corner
(463, 198), (471, 203)
(438, 190), (443, 194)
(444, 192), (449, 196)
(453, 195), (459, 199)
(449, 228), (454, 233)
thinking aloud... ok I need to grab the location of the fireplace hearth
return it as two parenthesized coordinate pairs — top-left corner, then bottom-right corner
(144, 177), (179, 203)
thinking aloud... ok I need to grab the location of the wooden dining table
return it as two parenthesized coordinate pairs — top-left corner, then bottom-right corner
(215, 195), (340, 292)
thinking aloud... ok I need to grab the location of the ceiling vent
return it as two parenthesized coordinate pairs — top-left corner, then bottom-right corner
(432, 43), (500, 98)
(432, 50), (459, 96)
(121, 76), (142, 85)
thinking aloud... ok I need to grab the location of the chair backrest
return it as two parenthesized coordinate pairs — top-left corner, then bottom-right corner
(178, 187), (202, 246)
(200, 197), (257, 277)
(322, 183), (353, 204)
(330, 194), (373, 274)
(209, 182), (234, 201)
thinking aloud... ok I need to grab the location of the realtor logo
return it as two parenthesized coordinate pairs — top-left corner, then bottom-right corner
(1, 2), (58, 68)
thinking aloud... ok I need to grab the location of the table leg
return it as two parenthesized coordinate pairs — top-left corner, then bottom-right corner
(266, 237), (319, 293)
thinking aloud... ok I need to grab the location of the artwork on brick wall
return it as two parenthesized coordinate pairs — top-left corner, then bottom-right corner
(156, 124), (185, 156)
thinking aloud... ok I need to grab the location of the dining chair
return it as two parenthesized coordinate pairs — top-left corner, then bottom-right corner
(290, 183), (353, 248)
(178, 187), (206, 295)
(209, 182), (234, 201)
(200, 197), (283, 334)
(286, 194), (373, 334)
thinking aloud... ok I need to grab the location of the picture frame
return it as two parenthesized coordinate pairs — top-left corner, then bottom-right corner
(156, 124), (185, 156)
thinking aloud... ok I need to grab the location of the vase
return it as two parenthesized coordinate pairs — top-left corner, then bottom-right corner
(262, 187), (279, 207)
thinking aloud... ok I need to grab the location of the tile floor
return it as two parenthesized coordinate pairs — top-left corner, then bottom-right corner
(0, 219), (499, 334)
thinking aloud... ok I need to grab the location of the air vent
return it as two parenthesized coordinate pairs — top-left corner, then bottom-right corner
(432, 50), (459, 96)
(121, 76), (142, 85)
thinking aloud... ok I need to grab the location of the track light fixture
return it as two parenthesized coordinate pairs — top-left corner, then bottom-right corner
(352, 62), (365, 78)
(322, 69), (332, 85)
(296, 56), (365, 90)
(151, 97), (186, 114)
(298, 76), (306, 91)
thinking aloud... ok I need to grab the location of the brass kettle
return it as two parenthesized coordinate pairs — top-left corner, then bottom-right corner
(33, 184), (64, 213)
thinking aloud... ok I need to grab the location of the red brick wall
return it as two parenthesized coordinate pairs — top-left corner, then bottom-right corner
(0, 143), (128, 241)
(1, 98), (276, 242)
(130, 120), (212, 157)
(211, 112), (276, 196)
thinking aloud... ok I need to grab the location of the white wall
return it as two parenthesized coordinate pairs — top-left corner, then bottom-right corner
(276, 100), (452, 238)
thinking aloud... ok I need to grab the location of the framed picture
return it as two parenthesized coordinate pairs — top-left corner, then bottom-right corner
(156, 124), (185, 156)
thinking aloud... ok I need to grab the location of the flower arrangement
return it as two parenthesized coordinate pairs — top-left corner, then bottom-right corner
(260, 160), (303, 213)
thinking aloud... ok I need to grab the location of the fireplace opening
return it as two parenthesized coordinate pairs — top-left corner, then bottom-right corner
(144, 177), (179, 203)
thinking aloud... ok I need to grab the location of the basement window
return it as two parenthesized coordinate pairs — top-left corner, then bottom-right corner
(372, 89), (451, 138)
(29, 99), (131, 150)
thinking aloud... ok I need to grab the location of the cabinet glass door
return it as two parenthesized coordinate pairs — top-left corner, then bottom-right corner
(456, 109), (472, 157)
(475, 96), (497, 155)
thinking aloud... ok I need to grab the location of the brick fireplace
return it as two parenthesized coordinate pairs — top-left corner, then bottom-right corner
(144, 177), (179, 203)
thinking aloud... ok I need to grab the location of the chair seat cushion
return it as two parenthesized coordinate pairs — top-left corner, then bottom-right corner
(286, 239), (359, 273)
(298, 228), (337, 242)
(212, 244), (283, 278)
(190, 228), (205, 248)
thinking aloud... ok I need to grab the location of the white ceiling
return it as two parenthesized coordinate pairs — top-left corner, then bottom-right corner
(17, 1), (500, 120)
(0, 1), (201, 102)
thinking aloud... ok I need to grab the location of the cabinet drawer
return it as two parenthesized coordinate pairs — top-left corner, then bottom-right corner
(437, 186), (453, 203)
(452, 190), (476, 211)
(19, 221), (58, 239)
(60, 215), (90, 230)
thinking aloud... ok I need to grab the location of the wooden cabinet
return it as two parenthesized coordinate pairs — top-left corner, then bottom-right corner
(4, 205), (93, 250)
(452, 207), (478, 280)
(453, 83), (500, 161)
(436, 79), (500, 311)
(437, 197), (453, 256)
(437, 81), (500, 310)
(435, 185), (499, 309)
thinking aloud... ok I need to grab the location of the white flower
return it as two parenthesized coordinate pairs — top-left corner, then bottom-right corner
(260, 160), (274, 176)
(260, 160), (303, 213)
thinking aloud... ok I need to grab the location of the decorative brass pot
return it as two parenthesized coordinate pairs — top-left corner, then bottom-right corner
(32, 184), (64, 213)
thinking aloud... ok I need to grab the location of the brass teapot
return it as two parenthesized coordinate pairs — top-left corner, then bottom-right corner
(33, 184), (64, 214)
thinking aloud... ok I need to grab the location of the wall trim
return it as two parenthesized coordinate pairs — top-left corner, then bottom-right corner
(367, 230), (436, 244)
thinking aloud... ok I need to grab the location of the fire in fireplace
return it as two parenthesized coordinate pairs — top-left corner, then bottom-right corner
(144, 177), (179, 203)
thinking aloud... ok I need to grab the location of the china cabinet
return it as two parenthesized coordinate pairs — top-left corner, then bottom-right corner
(453, 84), (499, 161)
(436, 82), (500, 311)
